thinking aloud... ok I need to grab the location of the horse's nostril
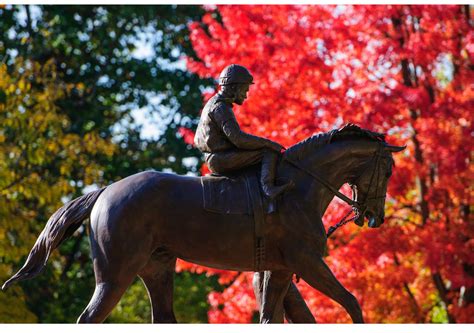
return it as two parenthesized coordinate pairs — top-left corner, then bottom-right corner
(368, 216), (377, 228)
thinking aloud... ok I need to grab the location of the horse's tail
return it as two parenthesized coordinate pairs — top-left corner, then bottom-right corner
(2, 187), (107, 290)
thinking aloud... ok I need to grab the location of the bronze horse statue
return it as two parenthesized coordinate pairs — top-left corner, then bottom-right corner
(2, 124), (404, 323)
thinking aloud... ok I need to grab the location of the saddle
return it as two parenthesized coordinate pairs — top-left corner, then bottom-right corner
(201, 167), (269, 271)
(201, 167), (273, 215)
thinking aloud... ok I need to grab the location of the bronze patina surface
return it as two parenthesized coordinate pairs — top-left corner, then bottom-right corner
(194, 64), (291, 200)
(3, 65), (405, 323)
(2, 123), (404, 323)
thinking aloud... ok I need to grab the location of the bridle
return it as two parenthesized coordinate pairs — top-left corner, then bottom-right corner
(283, 142), (388, 237)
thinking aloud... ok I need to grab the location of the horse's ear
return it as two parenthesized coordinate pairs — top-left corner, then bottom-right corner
(384, 144), (406, 153)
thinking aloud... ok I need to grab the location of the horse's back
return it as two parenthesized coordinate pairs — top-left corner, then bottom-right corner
(89, 171), (201, 249)
(93, 170), (201, 217)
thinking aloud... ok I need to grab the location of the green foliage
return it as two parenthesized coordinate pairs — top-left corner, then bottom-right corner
(20, 230), (95, 323)
(0, 5), (214, 323)
(0, 60), (113, 322)
(107, 278), (151, 323)
(0, 286), (37, 323)
(105, 271), (223, 323)
(174, 271), (223, 323)
(1, 5), (210, 179)
(428, 295), (449, 323)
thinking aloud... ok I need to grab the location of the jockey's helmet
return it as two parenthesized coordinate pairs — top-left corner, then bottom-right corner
(218, 64), (254, 86)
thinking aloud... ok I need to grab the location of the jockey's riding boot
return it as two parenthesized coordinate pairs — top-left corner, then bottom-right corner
(261, 151), (292, 200)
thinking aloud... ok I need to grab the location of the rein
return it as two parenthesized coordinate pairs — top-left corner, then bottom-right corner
(283, 142), (385, 237)
(326, 207), (360, 237)
(283, 157), (360, 209)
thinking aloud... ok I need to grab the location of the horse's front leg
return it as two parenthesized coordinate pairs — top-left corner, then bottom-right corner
(254, 272), (316, 323)
(283, 281), (316, 323)
(253, 270), (292, 323)
(286, 246), (364, 323)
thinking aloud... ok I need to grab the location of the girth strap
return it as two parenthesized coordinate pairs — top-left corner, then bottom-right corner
(246, 175), (265, 271)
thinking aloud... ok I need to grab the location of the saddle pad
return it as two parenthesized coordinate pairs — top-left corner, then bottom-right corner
(201, 174), (253, 215)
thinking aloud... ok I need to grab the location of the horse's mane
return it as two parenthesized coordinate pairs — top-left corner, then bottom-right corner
(284, 123), (386, 161)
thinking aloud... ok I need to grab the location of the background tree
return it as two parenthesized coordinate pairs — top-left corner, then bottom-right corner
(0, 5), (217, 322)
(1, 4), (472, 324)
(0, 59), (114, 322)
(186, 4), (473, 323)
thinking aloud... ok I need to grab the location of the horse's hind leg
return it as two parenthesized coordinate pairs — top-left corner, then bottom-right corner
(77, 277), (136, 323)
(77, 248), (146, 323)
(139, 250), (177, 323)
(77, 215), (154, 323)
(283, 281), (316, 323)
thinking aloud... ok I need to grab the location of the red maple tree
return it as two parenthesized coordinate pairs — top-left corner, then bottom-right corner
(179, 5), (473, 323)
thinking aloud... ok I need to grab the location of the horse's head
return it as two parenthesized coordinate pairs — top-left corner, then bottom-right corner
(351, 143), (405, 228)
(284, 124), (406, 231)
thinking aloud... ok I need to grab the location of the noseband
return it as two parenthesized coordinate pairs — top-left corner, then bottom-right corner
(284, 142), (387, 237)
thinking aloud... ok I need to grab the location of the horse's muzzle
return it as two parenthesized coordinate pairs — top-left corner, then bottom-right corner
(355, 211), (384, 228)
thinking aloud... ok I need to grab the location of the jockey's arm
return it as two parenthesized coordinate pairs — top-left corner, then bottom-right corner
(211, 104), (284, 152)
(222, 118), (282, 151)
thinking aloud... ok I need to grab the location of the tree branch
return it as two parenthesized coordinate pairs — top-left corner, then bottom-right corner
(390, 11), (458, 322)
(432, 272), (456, 323)
(393, 253), (424, 322)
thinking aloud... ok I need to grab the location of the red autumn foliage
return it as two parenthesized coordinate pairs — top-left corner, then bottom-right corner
(177, 126), (195, 146)
(182, 5), (473, 323)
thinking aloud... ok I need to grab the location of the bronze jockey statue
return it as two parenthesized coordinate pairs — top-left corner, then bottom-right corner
(194, 64), (292, 199)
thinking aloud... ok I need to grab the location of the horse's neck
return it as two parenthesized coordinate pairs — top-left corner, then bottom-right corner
(319, 141), (379, 215)
(285, 140), (377, 217)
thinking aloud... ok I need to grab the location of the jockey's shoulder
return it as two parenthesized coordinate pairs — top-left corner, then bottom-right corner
(210, 96), (233, 114)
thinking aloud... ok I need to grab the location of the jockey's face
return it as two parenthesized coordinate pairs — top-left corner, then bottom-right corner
(234, 84), (250, 105)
